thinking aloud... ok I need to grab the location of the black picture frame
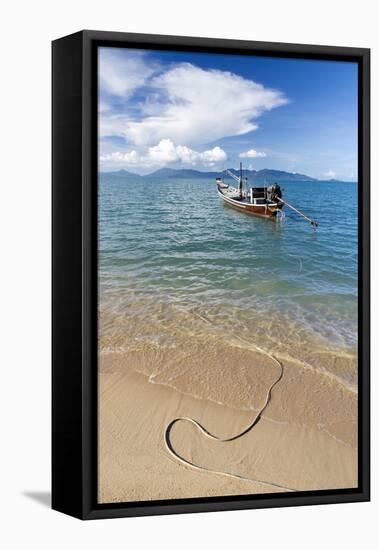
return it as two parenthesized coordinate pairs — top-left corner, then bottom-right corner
(52, 30), (370, 520)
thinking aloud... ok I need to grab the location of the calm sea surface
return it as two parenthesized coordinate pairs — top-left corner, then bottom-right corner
(98, 175), (358, 391)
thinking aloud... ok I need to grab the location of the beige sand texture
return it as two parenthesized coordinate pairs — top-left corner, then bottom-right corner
(98, 346), (357, 503)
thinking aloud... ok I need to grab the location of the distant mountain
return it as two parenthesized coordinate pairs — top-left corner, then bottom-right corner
(145, 167), (316, 183)
(103, 169), (142, 178)
(101, 167), (322, 183)
(215, 168), (316, 183)
(252, 169), (316, 183)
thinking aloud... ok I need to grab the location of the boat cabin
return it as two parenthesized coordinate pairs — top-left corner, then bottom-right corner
(250, 187), (267, 205)
(249, 183), (282, 205)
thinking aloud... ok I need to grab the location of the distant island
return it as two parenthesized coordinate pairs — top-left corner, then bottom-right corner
(100, 167), (352, 184)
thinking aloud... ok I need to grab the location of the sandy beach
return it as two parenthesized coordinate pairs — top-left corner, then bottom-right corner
(98, 344), (357, 503)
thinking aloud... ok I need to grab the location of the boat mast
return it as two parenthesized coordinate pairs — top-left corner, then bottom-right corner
(239, 161), (243, 198)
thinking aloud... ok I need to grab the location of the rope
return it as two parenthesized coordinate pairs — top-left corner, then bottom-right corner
(163, 313), (298, 492)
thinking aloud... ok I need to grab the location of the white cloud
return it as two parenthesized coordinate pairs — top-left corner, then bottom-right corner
(100, 139), (227, 169)
(99, 48), (158, 99)
(323, 170), (336, 179)
(100, 150), (141, 165)
(99, 61), (287, 148)
(239, 149), (267, 158)
(198, 146), (226, 164)
(98, 101), (111, 113)
(148, 139), (179, 164)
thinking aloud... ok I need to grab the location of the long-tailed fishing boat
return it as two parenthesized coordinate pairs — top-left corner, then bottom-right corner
(216, 162), (318, 227)
(216, 162), (283, 219)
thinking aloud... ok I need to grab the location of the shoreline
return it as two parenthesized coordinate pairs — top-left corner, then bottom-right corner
(98, 350), (357, 504)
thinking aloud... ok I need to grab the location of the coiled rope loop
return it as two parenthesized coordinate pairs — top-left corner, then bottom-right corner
(163, 315), (297, 493)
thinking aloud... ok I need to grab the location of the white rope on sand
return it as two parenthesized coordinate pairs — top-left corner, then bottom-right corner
(163, 311), (298, 493)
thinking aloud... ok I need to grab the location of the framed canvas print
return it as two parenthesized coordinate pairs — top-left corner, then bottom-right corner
(52, 30), (370, 519)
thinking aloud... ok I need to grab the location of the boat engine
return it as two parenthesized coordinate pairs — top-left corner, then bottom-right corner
(267, 183), (282, 202)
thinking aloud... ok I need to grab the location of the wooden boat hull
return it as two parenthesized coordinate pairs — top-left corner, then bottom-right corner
(217, 187), (282, 219)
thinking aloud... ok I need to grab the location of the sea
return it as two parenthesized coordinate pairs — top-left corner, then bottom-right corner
(98, 175), (358, 397)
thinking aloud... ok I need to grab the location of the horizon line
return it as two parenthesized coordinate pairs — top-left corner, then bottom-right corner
(99, 167), (357, 182)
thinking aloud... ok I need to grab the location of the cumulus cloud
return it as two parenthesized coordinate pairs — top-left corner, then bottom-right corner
(239, 149), (267, 158)
(323, 170), (336, 179)
(122, 64), (287, 147)
(100, 58), (287, 146)
(100, 139), (227, 168)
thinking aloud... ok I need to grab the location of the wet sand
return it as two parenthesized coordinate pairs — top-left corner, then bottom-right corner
(98, 347), (357, 503)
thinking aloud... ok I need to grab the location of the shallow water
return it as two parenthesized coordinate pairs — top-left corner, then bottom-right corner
(98, 175), (358, 394)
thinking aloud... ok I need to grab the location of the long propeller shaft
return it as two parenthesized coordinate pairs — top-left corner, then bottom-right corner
(278, 197), (318, 227)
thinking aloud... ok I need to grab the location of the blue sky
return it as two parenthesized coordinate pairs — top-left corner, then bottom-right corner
(99, 47), (358, 180)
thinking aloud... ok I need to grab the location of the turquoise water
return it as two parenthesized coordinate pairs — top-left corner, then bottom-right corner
(98, 175), (358, 387)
